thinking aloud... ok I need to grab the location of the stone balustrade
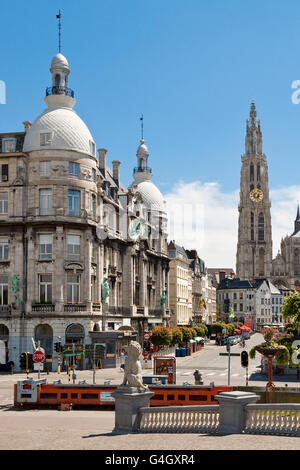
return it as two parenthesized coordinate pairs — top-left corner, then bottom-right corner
(138, 405), (220, 433)
(245, 404), (300, 436)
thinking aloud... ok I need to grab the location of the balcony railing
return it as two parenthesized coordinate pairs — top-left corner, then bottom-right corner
(64, 303), (87, 313)
(46, 86), (75, 98)
(32, 304), (55, 313)
(133, 166), (152, 174)
(0, 305), (11, 314)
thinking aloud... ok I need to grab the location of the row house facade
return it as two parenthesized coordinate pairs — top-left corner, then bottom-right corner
(0, 52), (170, 370)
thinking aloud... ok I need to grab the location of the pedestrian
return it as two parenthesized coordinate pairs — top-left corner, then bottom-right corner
(193, 369), (202, 385)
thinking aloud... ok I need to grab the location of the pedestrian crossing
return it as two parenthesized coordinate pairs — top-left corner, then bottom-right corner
(178, 368), (259, 381)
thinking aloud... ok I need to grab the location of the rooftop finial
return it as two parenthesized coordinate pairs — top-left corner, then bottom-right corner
(140, 113), (144, 141)
(56, 9), (62, 53)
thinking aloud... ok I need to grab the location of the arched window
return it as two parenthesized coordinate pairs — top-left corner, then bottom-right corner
(55, 74), (61, 87)
(257, 163), (261, 181)
(251, 212), (254, 241)
(259, 248), (265, 276)
(258, 213), (264, 241)
(250, 163), (254, 182)
(35, 324), (53, 360)
(295, 249), (300, 275)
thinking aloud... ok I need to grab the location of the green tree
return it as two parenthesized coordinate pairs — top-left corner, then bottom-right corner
(281, 291), (300, 328)
(150, 326), (172, 347)
(170, 328), (183, 346)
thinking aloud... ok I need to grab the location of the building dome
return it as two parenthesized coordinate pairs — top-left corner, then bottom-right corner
(23, 106), (96, 156)
(134, 180), (166, 213)
(51, 53), (69, 71)
(136, 139), (149, 158)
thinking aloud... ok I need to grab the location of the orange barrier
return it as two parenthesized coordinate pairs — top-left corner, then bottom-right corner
(14, 383), (232, 407)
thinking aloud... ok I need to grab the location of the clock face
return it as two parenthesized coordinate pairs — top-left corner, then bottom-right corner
(250, 188), (264, 203)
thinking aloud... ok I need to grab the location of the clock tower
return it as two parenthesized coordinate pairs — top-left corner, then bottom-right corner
(236, 102), (273, 279)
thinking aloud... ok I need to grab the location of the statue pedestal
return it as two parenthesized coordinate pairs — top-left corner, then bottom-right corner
(112, 386), (154, 433)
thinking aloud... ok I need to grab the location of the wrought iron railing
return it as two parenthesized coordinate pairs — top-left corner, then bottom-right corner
(32, 304), (55, 313)
(46, 86), (75, 98)
(133, 166), (152, 174)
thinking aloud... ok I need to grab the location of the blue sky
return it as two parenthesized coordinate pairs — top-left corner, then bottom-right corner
(1, 0), (300, 266)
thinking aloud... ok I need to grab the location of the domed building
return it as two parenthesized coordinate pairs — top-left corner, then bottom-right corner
(0, 52), (170, 370)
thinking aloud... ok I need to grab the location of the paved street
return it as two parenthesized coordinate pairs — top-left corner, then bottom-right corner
(0, 332), (300, 450)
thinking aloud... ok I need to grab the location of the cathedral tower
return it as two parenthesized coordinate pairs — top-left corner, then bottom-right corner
(236, 102), (273, 279)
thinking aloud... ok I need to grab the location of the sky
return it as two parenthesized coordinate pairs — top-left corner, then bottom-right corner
(1, 0), (300, 268)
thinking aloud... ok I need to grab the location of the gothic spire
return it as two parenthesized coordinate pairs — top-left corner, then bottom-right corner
(245, 101), (262, 155)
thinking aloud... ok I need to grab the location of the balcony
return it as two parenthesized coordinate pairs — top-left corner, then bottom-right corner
(64, 303), (87, 313)
(0, 305), (11, 314)
(133, 166), (152, 174)
(148, 308), (163, 317)
(46, 86), (75, 98)
(32, 303), (55, 313)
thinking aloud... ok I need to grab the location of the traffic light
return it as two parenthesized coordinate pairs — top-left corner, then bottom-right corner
(27, 353), (33, 370)
(19, 352), (27, 370)
(54, 342), (61, 352)
(241, 350), (249, 368)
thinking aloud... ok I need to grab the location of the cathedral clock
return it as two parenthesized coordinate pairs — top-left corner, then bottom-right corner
(249, 188), (264, 203)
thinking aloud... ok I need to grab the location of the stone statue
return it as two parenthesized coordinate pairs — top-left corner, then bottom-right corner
(161, 289), (167, 309)
(122, 341), (148, 391)
(101, 277), (110, 303)
(5, 272), (21, 304)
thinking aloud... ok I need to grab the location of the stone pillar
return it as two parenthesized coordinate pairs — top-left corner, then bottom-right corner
(215, 391), (260, 434)
(112, 387), (154, 433)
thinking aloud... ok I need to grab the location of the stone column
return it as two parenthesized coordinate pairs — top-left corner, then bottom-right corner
(54, 226), (64, 314)
(215, 391), (260, 434)
(112, 387), (154, 433)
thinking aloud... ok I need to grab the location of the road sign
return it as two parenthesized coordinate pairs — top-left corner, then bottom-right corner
(33, 349), (45, 363)
(144, 332), (151, 341)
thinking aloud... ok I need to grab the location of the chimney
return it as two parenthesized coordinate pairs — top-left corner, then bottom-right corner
(219, 270), (226, 282)
(23, 121), (32, 133)
(98, 148), (107, 177)
(112, 160), (120, 185)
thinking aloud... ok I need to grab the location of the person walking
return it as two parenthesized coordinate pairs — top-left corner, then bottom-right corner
(193, 369), (203, 385)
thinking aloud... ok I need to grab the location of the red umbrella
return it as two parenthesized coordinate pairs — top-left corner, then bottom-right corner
(240, 325), (251, 331)
(234, 329), (241, 333)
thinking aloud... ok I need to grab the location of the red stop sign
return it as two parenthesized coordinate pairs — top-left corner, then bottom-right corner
(33, 349), (45, 363)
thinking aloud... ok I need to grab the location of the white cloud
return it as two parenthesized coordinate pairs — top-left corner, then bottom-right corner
(164, 181), (300, 269)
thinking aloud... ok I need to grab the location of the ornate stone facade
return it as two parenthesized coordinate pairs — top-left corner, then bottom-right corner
(0, 53), (170, 370)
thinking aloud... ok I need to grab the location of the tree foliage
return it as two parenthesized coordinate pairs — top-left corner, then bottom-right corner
(281, 291), (300, 328)
(150, 326), (172, 347)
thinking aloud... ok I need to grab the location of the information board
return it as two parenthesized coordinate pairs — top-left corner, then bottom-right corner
(154, 356), (176, 384)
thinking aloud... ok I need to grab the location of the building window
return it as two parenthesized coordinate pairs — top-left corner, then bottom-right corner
(67, 274), (80, 302)
(39, 274), (52, 303)
(91, 194), (96, 219)
(0, 237), (9, 261)
(240, 304), (243, 311)
(69, 162), (79, 177)
(0, 275), (8, 305)
(0, 164), (8, 182)
(0, 193), (8, 214)
(40, 162), (51, 177)
(89, 141), (96, 155)
(250, 163), (254, 182)
(39, 234), (52, 260)
(67, 235), (80, 260)
(68, 190), (80, 216)
(40, 133), (52, 147)
(39, 189), (52, 215)
(251, 212), (254, 241)
(92, 168), (96, 182)
(258, 213), (264, 242)
(2, 139), (16, 153)
(240, 293), (243, 300)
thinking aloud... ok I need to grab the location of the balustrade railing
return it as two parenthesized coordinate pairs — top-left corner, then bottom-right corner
(245, 404), (300, 436)
(138, 405), (220, 433)
(64, 303), (87, 313)
(32, 304), (55, 313)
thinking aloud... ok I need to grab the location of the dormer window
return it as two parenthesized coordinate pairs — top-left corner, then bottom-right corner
(40, 133), (52, 147)
(89, 141), (96, 155)
(2, 138), (16, 153)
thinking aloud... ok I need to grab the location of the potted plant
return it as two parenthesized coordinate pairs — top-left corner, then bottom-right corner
(249, 327), (290, 402)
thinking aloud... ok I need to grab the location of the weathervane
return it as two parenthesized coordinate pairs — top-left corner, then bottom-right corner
(140, 114), (144, 140)
(56, 9), (62, 53)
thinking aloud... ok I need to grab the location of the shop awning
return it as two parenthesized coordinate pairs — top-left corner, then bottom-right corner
(194, 337), (204, 341)
(189, 339), (196, 343)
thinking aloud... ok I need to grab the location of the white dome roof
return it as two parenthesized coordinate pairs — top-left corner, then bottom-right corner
(134, 180), (166, 212)
(51, 53), (69, 70)
(136, 139), (149, 158)
(23, 106), (96, 156)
